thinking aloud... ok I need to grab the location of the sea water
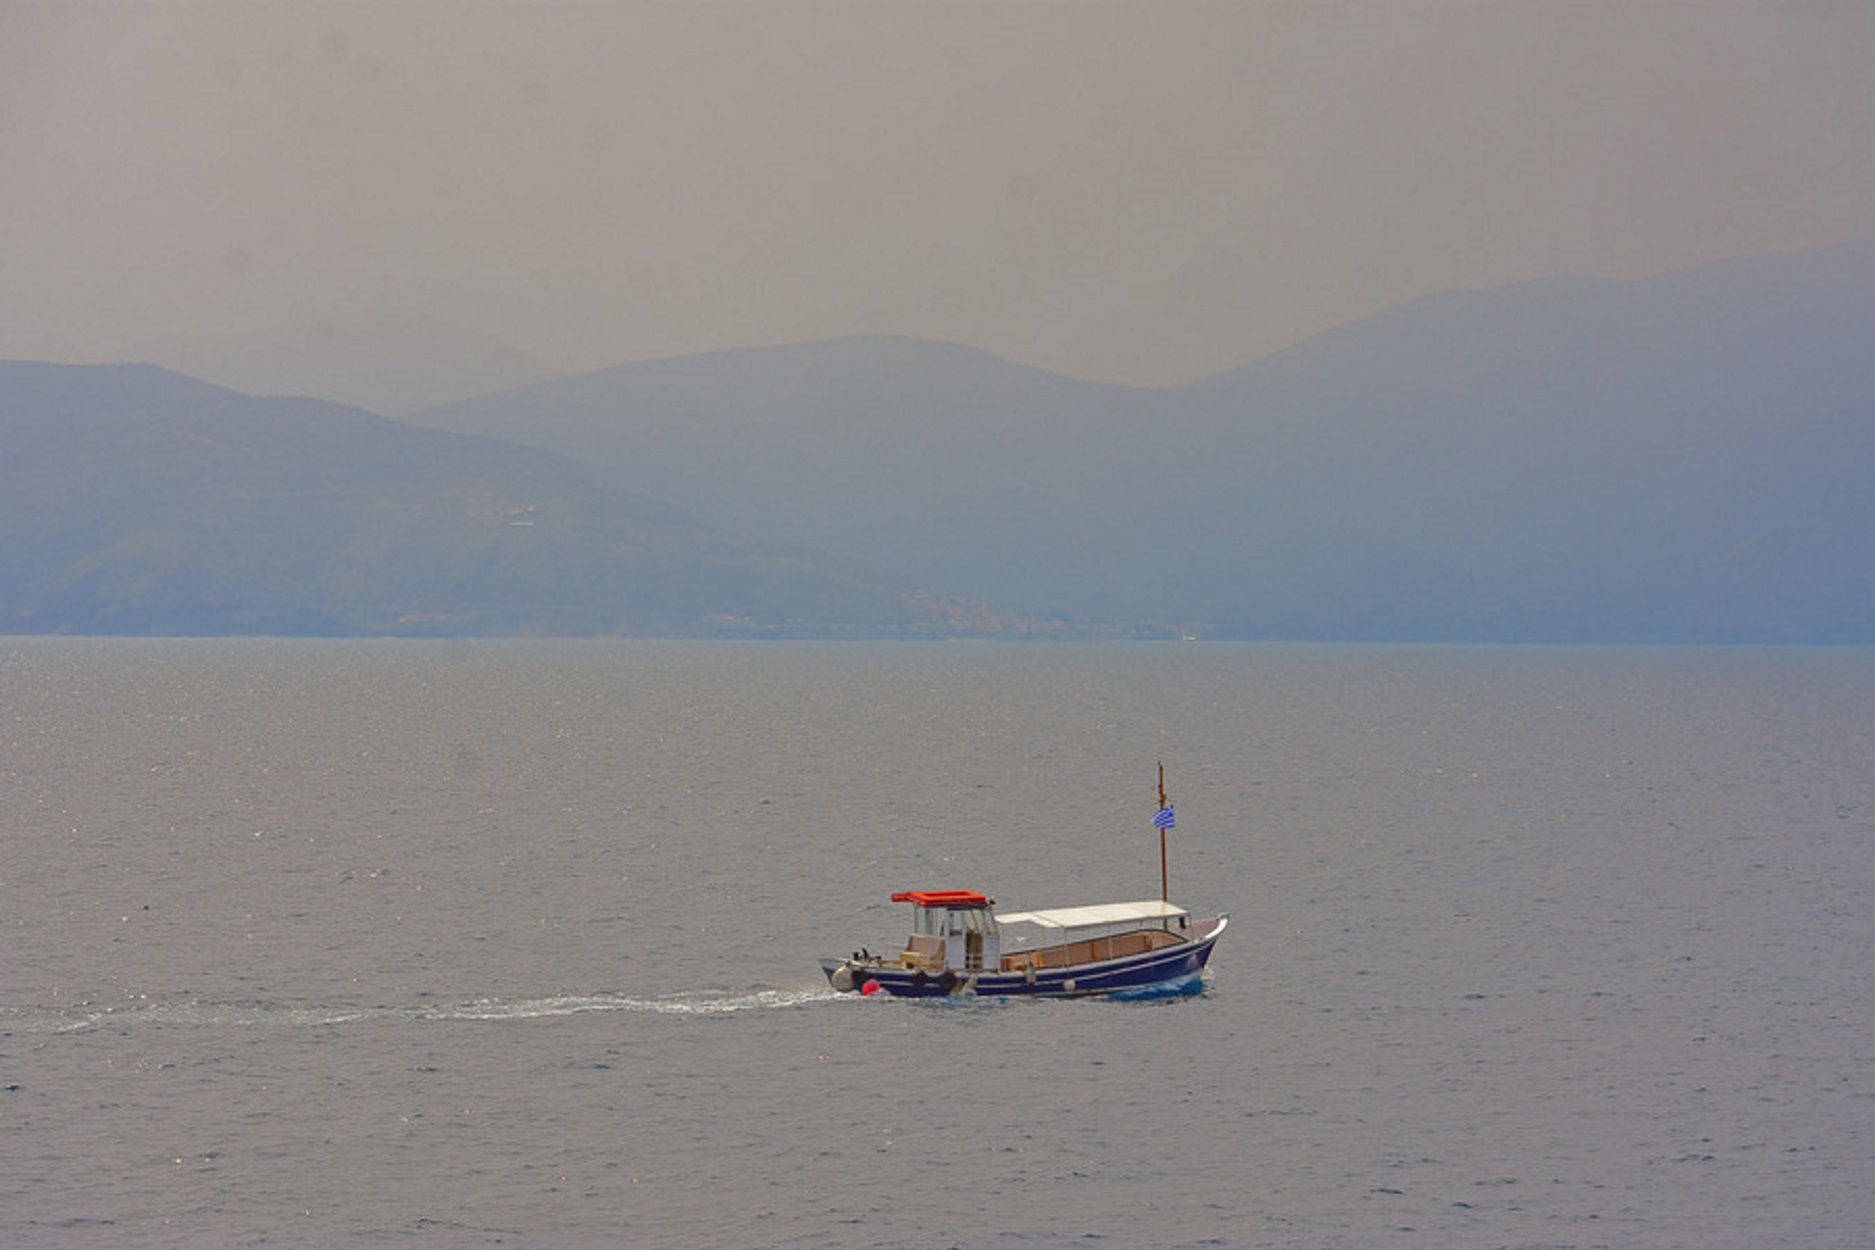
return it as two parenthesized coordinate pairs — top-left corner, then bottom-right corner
(2, 639), (1870, 1248)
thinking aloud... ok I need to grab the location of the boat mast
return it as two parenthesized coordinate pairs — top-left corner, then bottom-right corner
(1157, 761), (1169, 902)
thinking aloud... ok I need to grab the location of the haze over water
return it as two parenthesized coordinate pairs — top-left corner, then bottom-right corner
(3, 640), (1871, 1248)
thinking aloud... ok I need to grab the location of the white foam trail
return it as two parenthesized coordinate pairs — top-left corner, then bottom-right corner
(1, 987), (849, 1035)
(423, 987), (845, 1020)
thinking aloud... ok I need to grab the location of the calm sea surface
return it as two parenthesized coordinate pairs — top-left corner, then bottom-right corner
(2, 640), (1871, 1249)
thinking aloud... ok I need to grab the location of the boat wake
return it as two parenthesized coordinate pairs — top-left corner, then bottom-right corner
(1106, 969), (1208, 1001)
(1, 987), (849, 1035)
(429, 987), (845, 1021)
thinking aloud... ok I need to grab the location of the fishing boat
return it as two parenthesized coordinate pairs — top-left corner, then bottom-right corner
(819, 768), (1227, 999)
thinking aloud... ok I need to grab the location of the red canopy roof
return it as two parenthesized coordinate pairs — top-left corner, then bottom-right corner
(891, 889), (990, 907)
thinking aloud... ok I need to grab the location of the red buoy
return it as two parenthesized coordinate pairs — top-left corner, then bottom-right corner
(860, 979), (882, 996)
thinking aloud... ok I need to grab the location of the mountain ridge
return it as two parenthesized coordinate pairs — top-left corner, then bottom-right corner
(8, 236), (1874, 641)
(407, 237), (1875, 641)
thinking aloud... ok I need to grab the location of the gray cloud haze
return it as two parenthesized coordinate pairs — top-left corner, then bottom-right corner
(4, 0), (1873, 412)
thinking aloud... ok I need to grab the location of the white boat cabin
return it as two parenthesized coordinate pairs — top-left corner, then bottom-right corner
(892, 890), (1001, 972)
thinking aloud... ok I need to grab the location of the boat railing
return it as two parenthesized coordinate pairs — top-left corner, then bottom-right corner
(1000, 926), (1184, 972)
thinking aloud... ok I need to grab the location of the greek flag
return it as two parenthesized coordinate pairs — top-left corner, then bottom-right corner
(1152, 804), (1175, 831)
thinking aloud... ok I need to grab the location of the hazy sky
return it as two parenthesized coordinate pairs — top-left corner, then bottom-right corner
(4, 0), (1873, 412)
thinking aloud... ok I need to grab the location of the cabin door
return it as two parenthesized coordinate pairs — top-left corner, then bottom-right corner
(943, 910), (969, 971)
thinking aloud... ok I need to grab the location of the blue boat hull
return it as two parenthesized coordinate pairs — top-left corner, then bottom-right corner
(822, 917), (1225, 999)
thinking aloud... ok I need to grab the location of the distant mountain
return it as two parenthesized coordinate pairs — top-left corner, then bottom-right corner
(408, 336), (1155, 620)
(0, 362), (935, 637)
(407, 239), (1875, 642)
(1161, 239), (1875, 640)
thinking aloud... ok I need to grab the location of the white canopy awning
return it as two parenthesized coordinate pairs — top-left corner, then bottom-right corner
(995, 899), (1186, 931)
